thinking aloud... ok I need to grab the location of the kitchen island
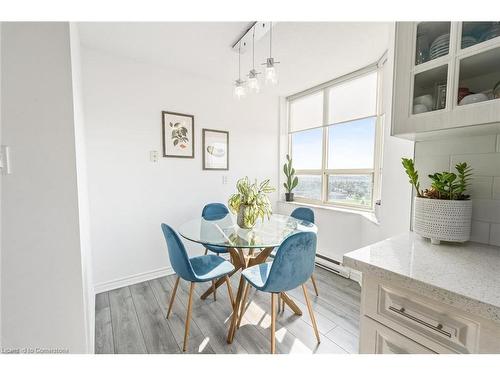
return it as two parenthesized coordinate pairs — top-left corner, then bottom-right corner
(343, 232), (500, 354)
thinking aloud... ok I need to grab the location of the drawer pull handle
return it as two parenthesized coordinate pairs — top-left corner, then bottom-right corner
(389, 306), (452, 338)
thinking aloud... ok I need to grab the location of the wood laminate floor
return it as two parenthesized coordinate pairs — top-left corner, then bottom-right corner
(95, 266), (361, 354)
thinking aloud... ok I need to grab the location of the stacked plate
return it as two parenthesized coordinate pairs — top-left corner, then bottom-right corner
(430, 33), (450, 60)
(461, 36), (477, 49)
(480, 23), (500, 42)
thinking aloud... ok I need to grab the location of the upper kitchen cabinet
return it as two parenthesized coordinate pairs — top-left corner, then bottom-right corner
(392, 22), (500, 139)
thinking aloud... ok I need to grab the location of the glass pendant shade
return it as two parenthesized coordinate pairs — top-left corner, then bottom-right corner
(247, 69), (260, 93)
(265, 57), (278, 85)
(234, 79), (246, 99)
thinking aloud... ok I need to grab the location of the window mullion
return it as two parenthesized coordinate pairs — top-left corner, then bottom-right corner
(321, 88), (329, 203)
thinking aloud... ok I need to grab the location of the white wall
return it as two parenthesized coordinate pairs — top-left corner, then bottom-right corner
(81, 47), (279, 290)
(278, 24), (414, 264)
(69, 23), (95, 353)
(0, 22), (3, 346)
(360, 26), (414, 246)
(1, 22), (91, 353)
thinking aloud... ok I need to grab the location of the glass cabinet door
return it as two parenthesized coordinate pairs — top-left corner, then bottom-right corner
(461, 22), (500, 50)
(457, 46), (500, 106)
(415, 22), (451, 65)
(413, 65), (448, 114)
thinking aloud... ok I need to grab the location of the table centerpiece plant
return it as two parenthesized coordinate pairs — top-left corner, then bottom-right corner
(283, 154), (298, 202)
(402, 158), (473, 245)
(228, 177), (275, 229)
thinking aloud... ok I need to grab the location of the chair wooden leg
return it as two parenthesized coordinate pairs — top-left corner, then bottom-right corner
(183, 282), (195, 352)
(282, 293), (285, 312)
(212, 280), (217, 301)
(271, 293), (277, 354)
(310, 274), (319, 296)
(236, 283), (251, 329)
(278, 293), (282, 313)
(167, 276), (180, 319)
(302, 284), (320, 343)
(225, 275), (234, 307)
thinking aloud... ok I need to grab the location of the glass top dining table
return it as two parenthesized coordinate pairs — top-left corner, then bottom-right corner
(178, 213), (317, 249)
(178, 212), (318, 344)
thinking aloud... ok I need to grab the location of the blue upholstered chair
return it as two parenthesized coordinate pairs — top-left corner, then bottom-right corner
(202, 203), (230, 256)
(238, 232), (320, 353)
(290, 207), (319, 297)
(161, 223), (235, 352)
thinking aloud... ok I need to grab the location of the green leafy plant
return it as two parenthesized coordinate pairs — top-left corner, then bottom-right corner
(228, 177), (275, 228)
(402, 158), (423, 197)
(401, 158), (472, 200)
(283, 154), (298, 193)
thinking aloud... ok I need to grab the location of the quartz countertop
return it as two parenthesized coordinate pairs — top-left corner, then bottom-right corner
(343, 232), (500, 323)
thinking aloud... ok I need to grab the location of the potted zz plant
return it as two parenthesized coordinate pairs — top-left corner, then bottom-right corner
(283, 154), (298, 202)
(402, 158), (473, 245)
(228, 177), (275, 229)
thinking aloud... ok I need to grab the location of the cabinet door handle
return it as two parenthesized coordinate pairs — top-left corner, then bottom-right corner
(388, 306), (452, 338)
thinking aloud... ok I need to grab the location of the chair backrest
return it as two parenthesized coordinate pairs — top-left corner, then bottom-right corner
(263, 231), (317, 293)
(161, 224), (196, 281)
(291, 207), (315, 224)
(202, 203), (230, 221)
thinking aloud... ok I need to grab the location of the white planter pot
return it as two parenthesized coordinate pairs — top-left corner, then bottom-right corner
(413, 197), (472, 245)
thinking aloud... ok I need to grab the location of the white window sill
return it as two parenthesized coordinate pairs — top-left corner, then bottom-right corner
(278, 200), (380, 225)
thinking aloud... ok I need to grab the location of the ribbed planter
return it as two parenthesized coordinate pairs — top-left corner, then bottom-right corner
(237, 205), (256, 229)
(413, 197), (472, 245)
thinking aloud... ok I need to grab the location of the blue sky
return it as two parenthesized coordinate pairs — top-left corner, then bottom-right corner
(291, 117), (376, 170)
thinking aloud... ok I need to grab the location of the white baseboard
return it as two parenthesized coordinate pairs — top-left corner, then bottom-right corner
(94, 266), (175, 294)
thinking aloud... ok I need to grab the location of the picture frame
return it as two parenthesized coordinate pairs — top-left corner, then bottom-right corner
(434, 82), (447, 110)
(162, 111), (195, 158)
(202, 129), (229, 170)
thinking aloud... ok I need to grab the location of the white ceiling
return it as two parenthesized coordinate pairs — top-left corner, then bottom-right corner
(77, 22), (392, 96)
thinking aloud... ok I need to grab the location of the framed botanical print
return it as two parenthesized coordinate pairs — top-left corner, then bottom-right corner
(162, 111), (194, 158)
(202, 129), (229, 170)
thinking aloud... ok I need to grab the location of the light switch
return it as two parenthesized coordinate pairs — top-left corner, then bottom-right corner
(222, 175), (228, 184)
(0, 145), (11, 174)
(150, 150), (159, 163)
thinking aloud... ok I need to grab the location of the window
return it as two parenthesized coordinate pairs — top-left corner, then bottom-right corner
(287, 68), (381, 210)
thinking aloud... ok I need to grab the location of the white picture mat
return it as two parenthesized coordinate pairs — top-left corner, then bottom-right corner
(204, 130), (228, 169)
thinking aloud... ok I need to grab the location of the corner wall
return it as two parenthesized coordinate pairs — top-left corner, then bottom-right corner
(1, 22), (91, 353)
(278, 24), (414, 263)
(80, 47), (279, 290)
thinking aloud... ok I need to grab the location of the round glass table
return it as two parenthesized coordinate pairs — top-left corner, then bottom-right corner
(178, 213), (318, 343)
(178, 213), (317, 249)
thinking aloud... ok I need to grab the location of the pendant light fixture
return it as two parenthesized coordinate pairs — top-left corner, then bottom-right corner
(234, 45), (246, 99)
(247, 28), (261, 93)
(262, 22), (279, 85)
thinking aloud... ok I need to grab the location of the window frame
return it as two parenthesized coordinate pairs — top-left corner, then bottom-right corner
(286, 64), (384, 212)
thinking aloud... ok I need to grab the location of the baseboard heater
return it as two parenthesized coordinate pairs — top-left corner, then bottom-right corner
(315, 253), (351, 279)
(222, 250), (352, 280)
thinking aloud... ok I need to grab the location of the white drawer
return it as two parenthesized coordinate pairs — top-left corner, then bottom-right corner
(363, 279), (479, 353)
(360, 316), (436, 354)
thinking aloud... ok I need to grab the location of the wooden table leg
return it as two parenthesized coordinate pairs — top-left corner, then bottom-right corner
(227, 275), (246, 344)
(226, 247), (275, 343)
(281, 292), (303, 316)
(200, 248), (243, 300)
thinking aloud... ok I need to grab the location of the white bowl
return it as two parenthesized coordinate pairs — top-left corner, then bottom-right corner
(413, 104), (429, 114)
(414, 94), (433, 110)
(459, 93), (489, 106)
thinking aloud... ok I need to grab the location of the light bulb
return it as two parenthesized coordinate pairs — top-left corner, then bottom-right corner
(265, 65), (277, 85)
(234, 80), (246, 99)
(247, 69), (260, 93)
(262, 57), (279, 85)
(248, 77), (260, 93)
